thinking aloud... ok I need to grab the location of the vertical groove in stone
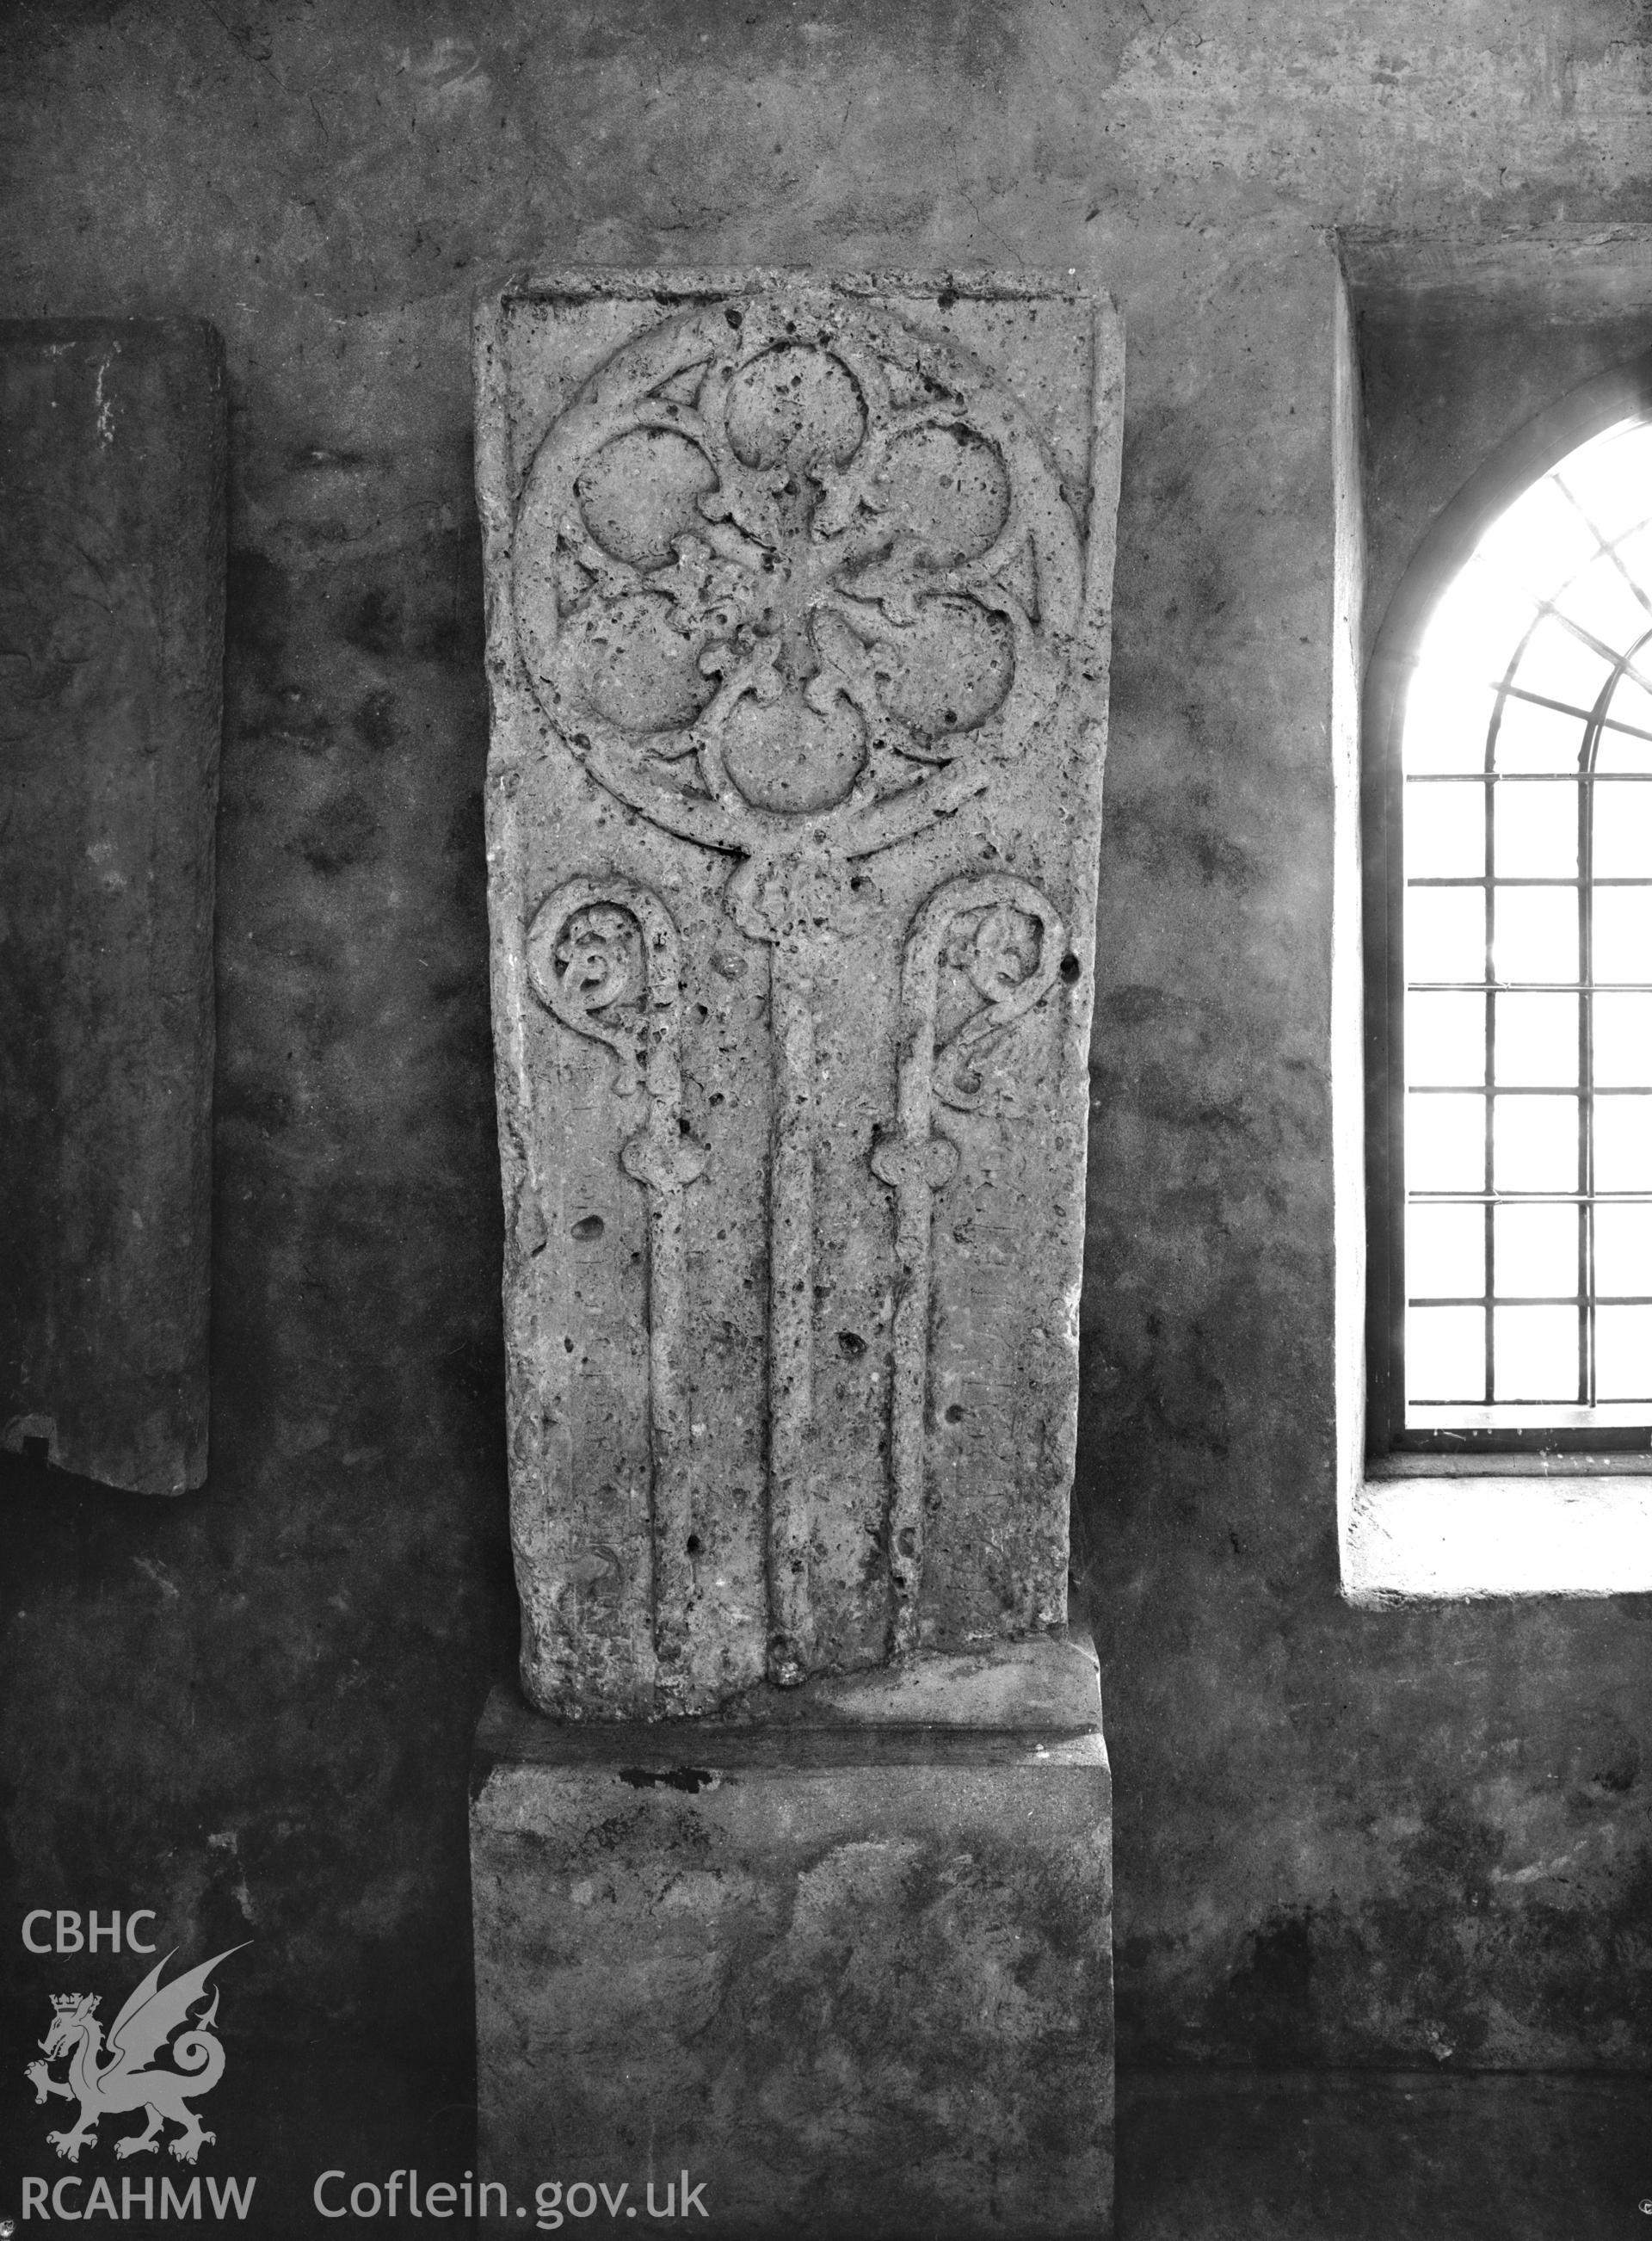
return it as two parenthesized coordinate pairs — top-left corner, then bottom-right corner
(875, 874), (1066, 1658)
(527, 876), (706, 1709)
(764, 951), (817, 1685)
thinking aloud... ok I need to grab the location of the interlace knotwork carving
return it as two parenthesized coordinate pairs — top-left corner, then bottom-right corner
(871, 874), (1067, 1658)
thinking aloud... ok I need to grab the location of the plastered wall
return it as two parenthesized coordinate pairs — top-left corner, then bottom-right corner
(3, 0), (1650, 2189)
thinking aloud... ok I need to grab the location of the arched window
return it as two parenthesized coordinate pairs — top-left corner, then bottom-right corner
(1372, 413), (1652, 1450)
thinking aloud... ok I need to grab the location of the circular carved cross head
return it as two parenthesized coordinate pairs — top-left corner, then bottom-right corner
(513, 286), (1085, 874)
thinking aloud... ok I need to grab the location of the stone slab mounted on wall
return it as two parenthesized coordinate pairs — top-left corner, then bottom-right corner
(477, 271), (1121, 1718)
(0, 321), (225, 1497)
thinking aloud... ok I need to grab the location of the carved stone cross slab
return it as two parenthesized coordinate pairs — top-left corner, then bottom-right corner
(478, 270), (1121, 1719)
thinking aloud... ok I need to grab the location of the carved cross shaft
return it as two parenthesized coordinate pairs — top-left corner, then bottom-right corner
(505, 285), (1090, 1705)
(527, 878), (708, 1703)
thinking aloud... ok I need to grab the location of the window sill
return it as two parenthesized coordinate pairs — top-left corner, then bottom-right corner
(1343, 1472), (1652, 1603)
(1367, 1449), (1652, 1476)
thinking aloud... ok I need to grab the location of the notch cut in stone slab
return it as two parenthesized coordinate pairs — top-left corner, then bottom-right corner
(0, 319), (225, 1497)
(476, 269), (1122, 1717)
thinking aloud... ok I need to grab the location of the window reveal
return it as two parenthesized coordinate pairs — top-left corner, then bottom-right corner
(1402, 419), (1652, 1433)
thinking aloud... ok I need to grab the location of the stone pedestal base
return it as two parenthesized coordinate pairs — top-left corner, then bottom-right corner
(471, 1641), (1113, 2239)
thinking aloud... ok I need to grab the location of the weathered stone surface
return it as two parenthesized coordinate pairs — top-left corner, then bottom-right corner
(478, 270), (1121, 1718)
(472, 1673), (1113, 2240)
(14, 10), (1652, 2171)
(0, 319), (225, 1497)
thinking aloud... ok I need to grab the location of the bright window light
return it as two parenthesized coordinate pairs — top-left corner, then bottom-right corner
(1402, 417), (1652, 1433)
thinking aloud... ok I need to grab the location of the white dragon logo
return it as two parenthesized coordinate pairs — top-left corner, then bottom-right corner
(25, 1946), (243, 2165)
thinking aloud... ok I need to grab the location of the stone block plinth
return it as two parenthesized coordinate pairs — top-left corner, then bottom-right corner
(472, 1644), (1112, 2239)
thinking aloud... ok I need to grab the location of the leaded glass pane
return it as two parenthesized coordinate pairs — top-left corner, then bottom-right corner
(1494, 992), (1577, 1085)
(1407, 886), (1486, 982)
(1556, 441), (1652, 542)
(1406, 674), (1498, 774)
(1408, 1092), (1488, 1192)
(1494, 780), (1577, 878)
(1596, 1204), (1652, 1295)
(1550, 554), (1652, 649)
(1595, 1306), (1652, 1399)
(1513, 614), (1614, 711)
(1591, 781), (1652, 878)
(1592, 888), (1652, 984)
(1593, 992), (1652, 1084)
(1605, 671), (1652, 744)
(1493, 695), (1581, 772)
(1406, 780), (1485, 877)
(1480, 479), (1600, 595)
(1615, 526), (1652, 596)
(1493, 1306), (1579, 1401)
(1417, 557), (1532, 685)
(1407, 1202), (1483, 1300)
(1494, 1202), (1578, 1299)
(1408, 991), (1487, 1085)
(1492, 1094), (1578, 1194)
(1593, 1096), (1652, 1192)
(1407, 1307), (1485, 1403)
(1493, 888), (1577, 984)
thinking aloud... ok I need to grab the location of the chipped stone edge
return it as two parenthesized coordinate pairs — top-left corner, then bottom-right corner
(493, 263), (1109, 304)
